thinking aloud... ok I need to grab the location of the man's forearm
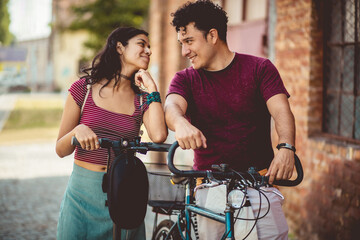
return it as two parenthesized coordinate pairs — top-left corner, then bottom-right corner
(165, 103), (187, 132)
(274, 109), (296, 146)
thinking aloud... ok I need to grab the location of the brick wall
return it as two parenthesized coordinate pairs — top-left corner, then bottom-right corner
(275, 0), (360, 239)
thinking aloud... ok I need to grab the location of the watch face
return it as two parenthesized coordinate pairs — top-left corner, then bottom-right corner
(277, 143), (295, 152)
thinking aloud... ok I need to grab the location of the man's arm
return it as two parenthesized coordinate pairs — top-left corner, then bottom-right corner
(265, 93), (296, 184)
(165, 94), (207, 149)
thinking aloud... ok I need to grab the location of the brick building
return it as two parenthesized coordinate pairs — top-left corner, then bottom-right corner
(149, 0), (360, 239)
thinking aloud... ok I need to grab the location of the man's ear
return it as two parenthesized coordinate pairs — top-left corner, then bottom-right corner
(116, 42), (124, 54)
(208, 29), (219, 44)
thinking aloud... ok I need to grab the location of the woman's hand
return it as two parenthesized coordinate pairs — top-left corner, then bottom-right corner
(135, 69), (158, 92)
(73, 124), (100, 151)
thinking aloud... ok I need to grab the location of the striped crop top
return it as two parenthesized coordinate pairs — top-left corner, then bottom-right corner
(69, 78), (149, 165)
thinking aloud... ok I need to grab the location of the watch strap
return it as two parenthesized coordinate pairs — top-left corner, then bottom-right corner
(276, 143), (296, 152)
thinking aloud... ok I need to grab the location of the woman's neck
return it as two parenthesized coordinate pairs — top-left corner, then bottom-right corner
(98, 77), (131, 90)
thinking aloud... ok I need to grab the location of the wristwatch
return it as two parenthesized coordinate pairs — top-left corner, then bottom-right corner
(276, 143), (296, 152)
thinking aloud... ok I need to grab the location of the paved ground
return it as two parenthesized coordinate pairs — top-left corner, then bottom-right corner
(0, 142), (73, 240)
(0, 141), (174, 240)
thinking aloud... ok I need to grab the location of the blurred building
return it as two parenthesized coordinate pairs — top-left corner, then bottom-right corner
(0, 47), (27, 92)
(149, 0), (360, 239)
(16, 37), (54, 91)
(51, 0), (92, 91)
(5, 0), (54, 92)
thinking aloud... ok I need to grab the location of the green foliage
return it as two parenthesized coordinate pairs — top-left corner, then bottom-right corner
(0, 0), (14, 45)
(69, 0), (149, 55)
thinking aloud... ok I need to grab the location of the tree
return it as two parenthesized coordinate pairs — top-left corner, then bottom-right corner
(69, 0), (149, 55)
(0, 0), (13, 46)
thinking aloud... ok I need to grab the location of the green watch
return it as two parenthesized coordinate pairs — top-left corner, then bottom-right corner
(276, 143), (296, 152)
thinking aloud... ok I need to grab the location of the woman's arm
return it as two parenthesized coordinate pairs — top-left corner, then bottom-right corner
(135, 70), (167, 143)
(55, 93), (99, 157)
(142, 101), (168, 143)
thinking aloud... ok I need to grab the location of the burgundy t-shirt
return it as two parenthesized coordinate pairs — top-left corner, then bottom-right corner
(167, 53), (289, 172)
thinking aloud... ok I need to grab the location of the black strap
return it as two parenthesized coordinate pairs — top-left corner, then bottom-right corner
(276, 143), (296, 152)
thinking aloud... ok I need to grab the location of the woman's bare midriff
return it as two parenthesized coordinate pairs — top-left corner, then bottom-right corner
(74, 159), (107, 172)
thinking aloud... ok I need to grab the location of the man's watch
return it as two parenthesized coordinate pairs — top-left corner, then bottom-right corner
(276, 143), (296, 152)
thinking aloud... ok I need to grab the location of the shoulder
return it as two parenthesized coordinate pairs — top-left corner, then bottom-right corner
(235, 53), (268, 67)
(69, 78), (88, 91)
(68, 78), (89, 107)
(234, 53), (278, 75)
(175, 66), (197, 77)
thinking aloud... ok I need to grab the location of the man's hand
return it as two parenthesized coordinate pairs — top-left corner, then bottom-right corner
(266, 148), (295, 184)
(165, 94), (207, 150)
(174, 118), (207, 149)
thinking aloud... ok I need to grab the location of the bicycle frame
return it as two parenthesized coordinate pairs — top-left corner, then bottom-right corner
(166, 141), (304, 240)
(181, 180), (237, 240)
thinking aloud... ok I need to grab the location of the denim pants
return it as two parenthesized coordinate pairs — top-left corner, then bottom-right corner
(57, 163), (145, 240)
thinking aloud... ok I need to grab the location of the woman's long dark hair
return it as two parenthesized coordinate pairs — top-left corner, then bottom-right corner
(82, 27), (149, 94)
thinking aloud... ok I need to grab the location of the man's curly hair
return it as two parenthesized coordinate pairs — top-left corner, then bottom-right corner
(171, 0), (228, 42)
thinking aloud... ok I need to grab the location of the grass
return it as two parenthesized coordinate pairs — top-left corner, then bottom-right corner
(0, 96), (64, 144)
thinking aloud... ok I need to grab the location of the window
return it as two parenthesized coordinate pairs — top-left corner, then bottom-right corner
(323, 0), (360, 142)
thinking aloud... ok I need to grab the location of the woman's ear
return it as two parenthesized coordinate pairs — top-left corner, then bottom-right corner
(116, 42), (124, 54)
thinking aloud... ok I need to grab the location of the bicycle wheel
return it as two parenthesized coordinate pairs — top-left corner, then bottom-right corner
(153, 219), (181, 240)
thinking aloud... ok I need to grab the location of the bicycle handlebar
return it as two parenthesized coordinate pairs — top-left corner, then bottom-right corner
(71, 136), (172, 153)
(167, 141), (303, 187)
(71, 137), (303, 186)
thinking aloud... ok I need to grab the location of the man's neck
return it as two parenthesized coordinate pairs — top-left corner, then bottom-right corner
(204, 46), (235, 72)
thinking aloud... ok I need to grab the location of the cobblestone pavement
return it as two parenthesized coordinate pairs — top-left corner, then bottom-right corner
(0, 142), (171, 240)
(0, 142), (73, 240)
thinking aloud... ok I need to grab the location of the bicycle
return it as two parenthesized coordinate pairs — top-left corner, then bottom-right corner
(149, 141), (304, 240)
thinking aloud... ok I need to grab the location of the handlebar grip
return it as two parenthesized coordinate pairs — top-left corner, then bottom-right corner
(142, 143), (172, 152)
(70, 136), (105, 147)
(272, 154), (304, 186)
(167, 141), (304, 187)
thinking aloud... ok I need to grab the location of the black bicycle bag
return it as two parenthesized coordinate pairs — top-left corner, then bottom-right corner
(102, 151), (149, 229)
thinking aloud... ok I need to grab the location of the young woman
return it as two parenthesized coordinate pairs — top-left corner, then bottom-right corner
(56, 27), (167, 239)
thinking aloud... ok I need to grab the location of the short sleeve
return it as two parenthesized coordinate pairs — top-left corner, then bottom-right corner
(68, 78), (88, 108)
(257, 59), (290, 102)
(166, 70), (192, 102)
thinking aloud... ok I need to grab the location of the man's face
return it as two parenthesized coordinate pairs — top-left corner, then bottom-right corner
(177, 23), (214, 70)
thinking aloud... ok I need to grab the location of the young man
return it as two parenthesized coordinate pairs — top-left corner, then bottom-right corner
(164, 0), (296, 239)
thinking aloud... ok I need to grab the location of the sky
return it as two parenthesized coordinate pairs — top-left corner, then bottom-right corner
(9, 0), (52, 41)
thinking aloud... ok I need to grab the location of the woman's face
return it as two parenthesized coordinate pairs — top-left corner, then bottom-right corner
(119, 34), (152, 72)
